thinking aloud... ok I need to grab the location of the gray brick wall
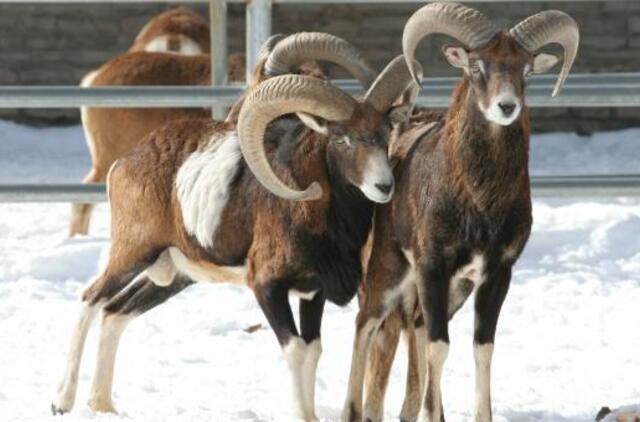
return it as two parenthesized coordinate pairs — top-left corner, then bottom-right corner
(0, 1), (638, 132)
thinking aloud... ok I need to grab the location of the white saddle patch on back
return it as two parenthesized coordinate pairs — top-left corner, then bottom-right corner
(144, 35), (202, 55)
(176, 132), (242, 248)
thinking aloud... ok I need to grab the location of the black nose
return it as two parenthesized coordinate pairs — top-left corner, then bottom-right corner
(375, 182), (393, 195)
(498, 102), (517, 117)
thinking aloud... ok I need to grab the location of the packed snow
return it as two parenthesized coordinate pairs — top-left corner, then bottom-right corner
(0, 120), (639, 422)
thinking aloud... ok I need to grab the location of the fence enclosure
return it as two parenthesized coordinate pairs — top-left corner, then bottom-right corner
(1, 0), (639, 201)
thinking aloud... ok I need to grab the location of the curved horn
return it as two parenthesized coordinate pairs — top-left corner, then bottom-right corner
(364, 55), (423, 113)
(265, 32), (377, 88)
(257, 33), (287, 63)
(238, 75), (356, 201)
(510, 10), (579, 97)
(402, 2), (499, 86)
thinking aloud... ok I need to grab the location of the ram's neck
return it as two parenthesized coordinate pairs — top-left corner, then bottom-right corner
(444, 79), (530, 211)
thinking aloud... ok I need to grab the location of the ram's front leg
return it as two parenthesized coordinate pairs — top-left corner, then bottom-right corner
(416, 260), (450, 422)
(254, 280), (316, 421)
(299, 292), (325, 421)
(472, 265), (511, 422)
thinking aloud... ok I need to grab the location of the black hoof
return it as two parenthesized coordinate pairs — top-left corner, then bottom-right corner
(345, 402), (361, 422)
(51, 403), (67, 416)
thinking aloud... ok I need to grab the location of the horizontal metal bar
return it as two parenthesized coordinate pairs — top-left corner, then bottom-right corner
(0, 86), (240, 108)
(3, 176), (640, 202)
(336, 73), (640, 87)
(531, 175), (640, 198)
(3, 73), (640, 108)
(0, 0), (623, 3)
(0, 184), (107, 203)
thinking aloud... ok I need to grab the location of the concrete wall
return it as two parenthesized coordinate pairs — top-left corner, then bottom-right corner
(0, 1), (638, 132)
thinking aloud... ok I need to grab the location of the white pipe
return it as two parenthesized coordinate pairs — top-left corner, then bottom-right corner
(209, 0), (228, 119)
(246, 0), (272, 82)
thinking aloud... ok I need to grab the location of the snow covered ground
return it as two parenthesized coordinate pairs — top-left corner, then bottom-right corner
(0, 120), (639, 421)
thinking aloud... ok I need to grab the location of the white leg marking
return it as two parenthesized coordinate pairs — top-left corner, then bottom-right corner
(176, 132), (242, 249)
(417, 341), (449, 422)
(301, 339), (322, 421)
(88, 313), (133, 413)
(342, 318), (380, 422)
(53, 301), (101, 412)
(283, 337), (308, 420)
(473, 343), (494, 422)
(146, 249), (176, 286)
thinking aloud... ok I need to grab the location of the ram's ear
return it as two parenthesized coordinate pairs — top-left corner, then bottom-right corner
(442, 45), (469, 69)
(297, 112), (328, 135)
(532, 53), (560, 74)
(388, 103), (413, 125)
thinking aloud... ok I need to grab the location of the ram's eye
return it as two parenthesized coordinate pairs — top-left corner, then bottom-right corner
(335, 136), (348, 145)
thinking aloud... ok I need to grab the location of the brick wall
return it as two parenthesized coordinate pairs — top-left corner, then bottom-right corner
(0, 1), (638, 132)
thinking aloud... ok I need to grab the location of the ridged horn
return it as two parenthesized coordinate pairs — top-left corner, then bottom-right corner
(257, 33), (287, 63)
(510, 10), (579, 97)
(265, 32), (377, 88)
(238, 75), (356, 201)
(364, 55), (423, 113)
(402, 2), (499, 86)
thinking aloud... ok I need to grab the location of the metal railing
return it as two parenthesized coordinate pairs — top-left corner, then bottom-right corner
(0, 0), (638, 202)
(2, 73), (640, 108)
(4, 175), (640, 203)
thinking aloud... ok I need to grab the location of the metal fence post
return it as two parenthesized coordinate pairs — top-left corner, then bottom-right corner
(246, 0), (272, 82)
(209, 0), (228, 120)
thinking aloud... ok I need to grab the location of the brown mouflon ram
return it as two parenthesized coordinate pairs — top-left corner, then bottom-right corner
(128, 7), (211, 55)
(343, 3), (579, 422)
(52, 54), (418, 420)
(70, 31), (374, 237)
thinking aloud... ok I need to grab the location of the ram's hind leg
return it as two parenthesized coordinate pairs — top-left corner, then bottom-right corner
(363, 308), (402, 422)
(52, 246), (158, 415)
(69, 167), (108, 237)
(399, 314), (424, 422)
(343, 253), (408, 421)
(51, 297), (101, 414)
(89, 275), (193, 413)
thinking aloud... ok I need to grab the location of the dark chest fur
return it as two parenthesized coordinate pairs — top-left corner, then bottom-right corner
(393, 115), (532, 264)
(272, 117), (374, 305)
(297, 176), (373, 306)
